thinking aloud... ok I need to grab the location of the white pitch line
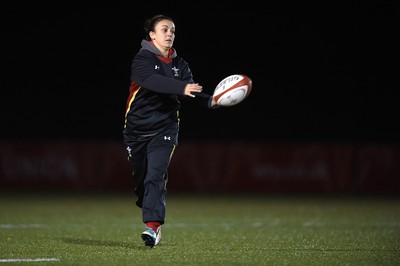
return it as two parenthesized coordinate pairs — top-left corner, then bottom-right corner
(0, 258), (59, 262)
(0, 224), (45, 229)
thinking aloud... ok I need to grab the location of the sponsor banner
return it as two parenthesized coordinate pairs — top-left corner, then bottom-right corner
(168, 142), (355, 193)
(1, 141), (399, 193)
(352, 144), (400, 194)
(0, 141), (132, 190)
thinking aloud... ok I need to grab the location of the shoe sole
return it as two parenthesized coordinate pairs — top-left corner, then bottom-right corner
(141, 232), (156, 248)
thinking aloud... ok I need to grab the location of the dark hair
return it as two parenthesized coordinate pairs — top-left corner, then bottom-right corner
(144, 14), (174, 41)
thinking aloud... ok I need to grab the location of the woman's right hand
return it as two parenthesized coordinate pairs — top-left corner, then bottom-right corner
(184, 83), (203, 97)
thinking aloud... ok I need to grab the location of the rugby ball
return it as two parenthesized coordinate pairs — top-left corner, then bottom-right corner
(212, 74), (252, 106)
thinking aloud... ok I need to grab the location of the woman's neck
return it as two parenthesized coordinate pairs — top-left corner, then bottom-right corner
(160, 48), (170, 58)
(153, 42), (169, 58)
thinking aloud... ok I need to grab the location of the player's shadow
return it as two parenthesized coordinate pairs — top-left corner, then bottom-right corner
(59, 237), (141, 249)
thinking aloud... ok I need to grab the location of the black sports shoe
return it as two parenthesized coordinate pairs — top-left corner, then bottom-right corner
(141, 227), (161, 248)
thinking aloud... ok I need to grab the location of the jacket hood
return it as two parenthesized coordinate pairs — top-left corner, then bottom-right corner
(140, 39), (177, 58)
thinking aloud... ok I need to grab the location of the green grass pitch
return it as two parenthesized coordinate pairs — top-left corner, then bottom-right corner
(0, 191), (399, 265)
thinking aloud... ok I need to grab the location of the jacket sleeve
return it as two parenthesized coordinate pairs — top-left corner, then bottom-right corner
(131, 52), (187, 95)
(177, 57), (215, 109)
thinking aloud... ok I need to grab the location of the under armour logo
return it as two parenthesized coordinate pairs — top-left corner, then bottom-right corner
(155, 65), (160, 70)
(164, 136), (171, 140)
(126, 146), (132, 157)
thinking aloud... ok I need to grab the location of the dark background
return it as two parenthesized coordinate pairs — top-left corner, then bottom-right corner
(2, 1), (399, 143)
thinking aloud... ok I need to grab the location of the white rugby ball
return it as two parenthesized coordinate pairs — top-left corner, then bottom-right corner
(212, 74), (252, 106)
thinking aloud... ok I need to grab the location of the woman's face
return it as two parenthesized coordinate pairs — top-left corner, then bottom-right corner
(150, 19), (175, 50)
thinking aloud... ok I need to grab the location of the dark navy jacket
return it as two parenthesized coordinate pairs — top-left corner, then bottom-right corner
(123, 40), (211, 142)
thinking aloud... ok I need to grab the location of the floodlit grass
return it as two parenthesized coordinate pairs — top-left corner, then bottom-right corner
(0, 191), (399, 265)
